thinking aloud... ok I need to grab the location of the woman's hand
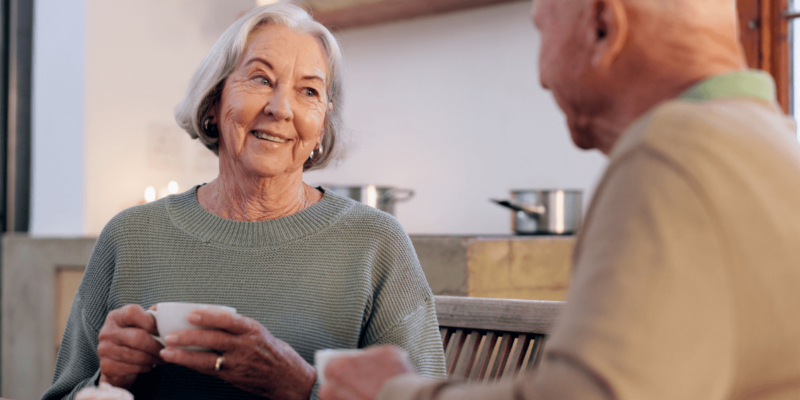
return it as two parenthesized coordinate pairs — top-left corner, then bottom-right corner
(318, 346), (414, 400)
(97, 304), (164, 389)
(159, 309), (316, 400)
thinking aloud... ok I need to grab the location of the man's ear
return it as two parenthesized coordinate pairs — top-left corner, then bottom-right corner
(590, 0), (628, 71)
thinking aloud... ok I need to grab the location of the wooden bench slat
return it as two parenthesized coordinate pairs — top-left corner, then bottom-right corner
(482, 334), (502, 383)
(434, 296), (562, 334)
(440, 327), (451, 350)
(499, 334), (524, 380)
(528, 335), (547, 370)
(488, 333), (514, 382)
(452, 330), (481, 379)
(507, 333), (532, 378)
(519, 336), (535, 375)
(444, 329), (466, 376)
(469, 331), (497, 382)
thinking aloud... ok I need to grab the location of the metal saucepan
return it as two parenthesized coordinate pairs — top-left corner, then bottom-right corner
(324, 185), (414, 216)
(492, 189), (583, 235)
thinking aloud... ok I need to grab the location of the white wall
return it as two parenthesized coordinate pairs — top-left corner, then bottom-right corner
(34, 0), (607, 236)
(306, 1), (607, 234)
(83, 0), (255, 235)
(30, 0), (86, 236)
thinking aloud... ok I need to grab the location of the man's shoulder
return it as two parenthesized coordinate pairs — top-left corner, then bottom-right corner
(613, 98), (798, 172)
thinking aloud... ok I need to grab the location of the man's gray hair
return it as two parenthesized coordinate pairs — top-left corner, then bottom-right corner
(174, 3), (344, 171)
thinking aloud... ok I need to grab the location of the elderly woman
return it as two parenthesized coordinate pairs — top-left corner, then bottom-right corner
(43, 4), (446, 400)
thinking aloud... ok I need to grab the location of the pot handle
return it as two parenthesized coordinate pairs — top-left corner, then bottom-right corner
(491, 199), (545, 216)
(385, 188), (415, 202)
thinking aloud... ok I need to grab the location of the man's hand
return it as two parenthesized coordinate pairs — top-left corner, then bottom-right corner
(319, 346), (415, 400)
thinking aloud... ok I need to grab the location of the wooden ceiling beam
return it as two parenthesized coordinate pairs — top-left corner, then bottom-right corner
(301, 0), (526, 30)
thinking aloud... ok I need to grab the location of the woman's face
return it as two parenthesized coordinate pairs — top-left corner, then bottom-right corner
(212, 24), (329, 179)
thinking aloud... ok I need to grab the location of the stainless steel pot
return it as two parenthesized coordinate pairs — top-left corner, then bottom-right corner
(492, 189), (583, 235)
(324, 185), (414, 216)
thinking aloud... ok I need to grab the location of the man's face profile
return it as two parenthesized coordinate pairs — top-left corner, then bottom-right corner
(531, 0), (603, 151)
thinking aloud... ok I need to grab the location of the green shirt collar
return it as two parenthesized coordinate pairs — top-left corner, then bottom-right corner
(680, 70), (776, 103)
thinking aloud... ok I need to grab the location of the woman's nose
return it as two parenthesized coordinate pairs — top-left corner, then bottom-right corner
(263, 87), (293, 121)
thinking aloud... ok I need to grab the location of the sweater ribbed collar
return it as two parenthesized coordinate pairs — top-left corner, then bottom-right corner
(166, 185), (355, 248)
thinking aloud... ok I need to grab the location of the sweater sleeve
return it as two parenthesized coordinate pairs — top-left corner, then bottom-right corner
(371, 298), (446, 378)
(359, 215), (447, 379)
(42, 228), (119, 400)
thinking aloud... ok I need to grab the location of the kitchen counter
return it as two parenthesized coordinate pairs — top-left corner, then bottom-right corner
(410, 235), (574, 301)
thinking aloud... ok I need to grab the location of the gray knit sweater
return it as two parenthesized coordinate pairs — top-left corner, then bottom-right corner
(42, 187), (446, 400)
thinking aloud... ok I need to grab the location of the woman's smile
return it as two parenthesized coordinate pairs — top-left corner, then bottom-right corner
(250, 129), (289, 144)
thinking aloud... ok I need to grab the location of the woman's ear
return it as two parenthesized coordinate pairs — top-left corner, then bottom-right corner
(207, 102), (219, 125)
(590, 0), (628, 71)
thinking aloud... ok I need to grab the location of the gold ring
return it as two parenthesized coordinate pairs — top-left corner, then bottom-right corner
(214, 355), (225, 372)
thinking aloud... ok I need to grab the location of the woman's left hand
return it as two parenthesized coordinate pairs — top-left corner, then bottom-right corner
(159, 309), (316, 400)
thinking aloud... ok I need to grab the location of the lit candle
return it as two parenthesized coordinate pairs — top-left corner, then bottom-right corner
(144, 187), (156, 202)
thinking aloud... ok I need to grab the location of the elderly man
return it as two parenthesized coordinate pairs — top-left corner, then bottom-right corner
(318, 0), (800, 399)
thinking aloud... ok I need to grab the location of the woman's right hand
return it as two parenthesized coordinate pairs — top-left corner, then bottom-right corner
(97, 304), (164, 388)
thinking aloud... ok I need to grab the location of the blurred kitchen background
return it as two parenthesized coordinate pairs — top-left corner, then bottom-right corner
(26, 0), (607, 237)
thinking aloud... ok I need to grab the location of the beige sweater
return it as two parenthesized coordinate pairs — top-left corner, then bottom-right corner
(380, 74), (800, 399)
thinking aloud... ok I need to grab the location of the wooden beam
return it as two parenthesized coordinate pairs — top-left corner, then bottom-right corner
(302, 0), (526, 30)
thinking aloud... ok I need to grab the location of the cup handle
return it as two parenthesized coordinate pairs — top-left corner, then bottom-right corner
(145, 309), (165, 346)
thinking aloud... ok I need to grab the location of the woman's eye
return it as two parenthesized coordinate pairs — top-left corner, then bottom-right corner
(256, 77), (271, 86)
(304, 88), (318, 97)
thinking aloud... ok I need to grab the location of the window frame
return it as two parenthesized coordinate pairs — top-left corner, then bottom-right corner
(738, 0), (791, 113)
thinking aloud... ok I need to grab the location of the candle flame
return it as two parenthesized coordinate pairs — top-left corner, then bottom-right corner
(144, 187), (156, 202)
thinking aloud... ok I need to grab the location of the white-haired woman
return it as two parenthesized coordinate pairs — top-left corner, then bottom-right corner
(43, 4), (446, 400)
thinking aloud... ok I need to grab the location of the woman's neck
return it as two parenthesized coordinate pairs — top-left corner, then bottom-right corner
(197, 168), (322, 222)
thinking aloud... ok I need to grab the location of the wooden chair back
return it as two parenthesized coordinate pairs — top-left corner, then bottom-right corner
(433, 295), (564, 382)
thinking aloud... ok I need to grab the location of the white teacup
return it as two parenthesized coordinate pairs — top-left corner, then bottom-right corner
(75, 382), (134, 400)
(314, 349), (365, 385)
(146, 302), (236, 351)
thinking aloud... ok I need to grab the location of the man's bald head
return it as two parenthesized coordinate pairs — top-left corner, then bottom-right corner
(542, 0), (737, 25)
(631, 0), (737, 22)
(532, 0), (745, 153)
(626, 0), (739, 45)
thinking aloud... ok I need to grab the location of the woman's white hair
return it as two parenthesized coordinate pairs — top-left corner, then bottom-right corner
(174, 3), (344, 171)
